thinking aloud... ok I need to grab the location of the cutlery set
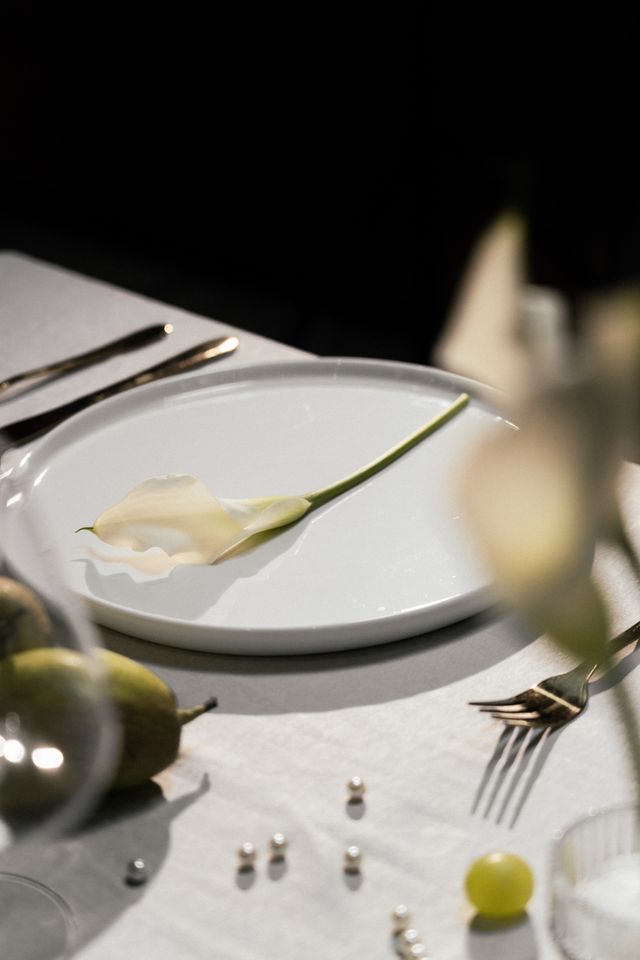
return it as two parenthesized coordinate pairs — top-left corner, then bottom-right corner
(0, 326), (239, 456)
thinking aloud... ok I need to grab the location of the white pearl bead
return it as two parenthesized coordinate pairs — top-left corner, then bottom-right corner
(400, 928), (420, 947)
(391, 904), (411, 930)
(238, 842), (257, 868)
(407, 944), (428, 959)
(126, 858), (148, 885)
(405, 943), (428, 960)
(347, 775), (366, 799)
(344, 844), (362, 871)
(269, 833), (288, 857)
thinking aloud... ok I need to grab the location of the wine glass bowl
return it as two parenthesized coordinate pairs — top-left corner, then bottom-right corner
(0, 438), (119, 958)
(0, 643), (113, 837)
(0, 457), (117, 846)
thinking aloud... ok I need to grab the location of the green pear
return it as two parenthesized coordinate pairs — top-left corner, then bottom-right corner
(0, 576), (52, 656)
(98, 648), (217, 790)
(0, 647), (216, 815)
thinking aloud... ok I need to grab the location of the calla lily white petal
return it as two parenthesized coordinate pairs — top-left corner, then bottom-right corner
(459, 405), (612, 662)
(83, 475), (312, 567)
(450, 213), (640, 664)
(86, 475), (242, 564)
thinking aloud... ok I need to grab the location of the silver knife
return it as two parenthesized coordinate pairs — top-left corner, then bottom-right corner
(0, 334), (239, 454)
(0, 323), (174, 401)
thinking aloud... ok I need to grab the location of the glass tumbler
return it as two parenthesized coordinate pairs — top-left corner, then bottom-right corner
(552, 803), (640, 960)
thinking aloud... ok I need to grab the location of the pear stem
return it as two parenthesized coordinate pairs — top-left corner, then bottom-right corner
(177, 696), (218, 725)
(304, 393), (470, 510)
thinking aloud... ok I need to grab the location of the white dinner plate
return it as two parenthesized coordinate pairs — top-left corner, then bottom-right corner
(2, 358), (513, 655)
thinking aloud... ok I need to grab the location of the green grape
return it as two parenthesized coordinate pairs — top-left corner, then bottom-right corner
(465, 851), (534, 919)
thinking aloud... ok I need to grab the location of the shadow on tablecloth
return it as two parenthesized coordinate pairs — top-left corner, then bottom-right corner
(467, 912), (538, 960)
(102, 612), (538, 715)
(0, 775), (210, 955)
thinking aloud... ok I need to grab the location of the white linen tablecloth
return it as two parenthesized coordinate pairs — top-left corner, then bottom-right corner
(1, 251), (640, 960)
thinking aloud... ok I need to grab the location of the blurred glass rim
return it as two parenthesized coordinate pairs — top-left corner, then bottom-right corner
(551, 801), (640, 930)
(0, 441), (78, 621)
(0, 427), (114, 691)
(0, 441), (121, 845)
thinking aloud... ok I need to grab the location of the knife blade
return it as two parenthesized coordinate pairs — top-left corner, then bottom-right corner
(0, 334), (239, 455)
(0, 323), (174, 401)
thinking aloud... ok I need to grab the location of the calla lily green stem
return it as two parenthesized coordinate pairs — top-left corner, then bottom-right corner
(304, 392), (470, 509)
(79, 392), (470, 571)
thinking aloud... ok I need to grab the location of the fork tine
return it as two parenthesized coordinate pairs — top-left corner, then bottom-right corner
(491, 715), (540, 728)
(491, 698), (572, 721)
(468, 695), (526, 707)
(490, 709), (542, 722)
(495, 710), (573, 728)
(477, 703), (528, 714)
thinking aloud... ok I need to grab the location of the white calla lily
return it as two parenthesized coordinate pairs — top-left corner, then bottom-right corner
(80, 476), (311, 566)
(450, 214), (640, 663)
(80, 393), (469, 572)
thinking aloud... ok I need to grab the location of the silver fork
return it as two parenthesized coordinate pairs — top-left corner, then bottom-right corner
(469, 619), (640, 729)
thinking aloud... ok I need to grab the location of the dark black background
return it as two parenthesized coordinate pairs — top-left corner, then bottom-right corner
(2, 3), (640, 363)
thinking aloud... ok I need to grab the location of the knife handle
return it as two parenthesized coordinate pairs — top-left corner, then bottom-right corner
(0, 335), (239, 453)
(0, 323), (173, 399)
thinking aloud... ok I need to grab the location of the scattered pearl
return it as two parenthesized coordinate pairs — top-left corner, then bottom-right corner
(238, 842), (257, 870)
(347, 775), (366, 800)
(269, 833), (288, 858)
(391, 904), (411, 931)
(400, 928), (421, 948)
(125, 858), (148, 886)
(344, 845), (362, 872)
(406, 944), (428, 959)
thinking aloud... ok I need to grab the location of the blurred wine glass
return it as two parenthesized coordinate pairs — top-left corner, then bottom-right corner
(0, 438), (118, 959)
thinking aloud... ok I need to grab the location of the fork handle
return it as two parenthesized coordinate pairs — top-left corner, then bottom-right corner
(569, 618), (640, 684)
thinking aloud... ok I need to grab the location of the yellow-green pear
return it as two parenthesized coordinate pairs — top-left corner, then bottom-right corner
(0, 647), (216, 814)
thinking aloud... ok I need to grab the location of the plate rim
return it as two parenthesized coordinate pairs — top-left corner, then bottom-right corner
(9, 356), (508, 475)
(4, 356), (508, 655)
